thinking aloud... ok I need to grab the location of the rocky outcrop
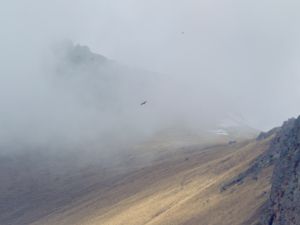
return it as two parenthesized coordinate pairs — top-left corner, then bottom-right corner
(260, 117), (300, 225)
(256, 127), (281, 141)
(220, 121), (292, 192)
(221, 117), (300, 224)
(54, 40), (108, 66)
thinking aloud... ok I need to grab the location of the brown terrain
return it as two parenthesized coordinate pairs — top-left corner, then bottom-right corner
(0, 130), (275, 225)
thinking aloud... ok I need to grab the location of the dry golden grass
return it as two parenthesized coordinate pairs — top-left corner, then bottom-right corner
(30, 137), (272, 225)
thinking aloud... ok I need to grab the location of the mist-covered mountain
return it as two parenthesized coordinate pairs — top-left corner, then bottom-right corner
(52, 41), (154, 110)
(3, 0), (300, 224)
(2, 42), (300, 225)
(0, 41), (173, 159)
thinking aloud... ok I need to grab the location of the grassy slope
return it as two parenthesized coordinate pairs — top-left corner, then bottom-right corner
(29, 136), (272, 225)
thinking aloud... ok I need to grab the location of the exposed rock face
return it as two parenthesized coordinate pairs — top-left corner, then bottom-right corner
(261, 117), (300, 225)
(256, 127), (281, 141)
(221, 117), (300, 225)
(221, 119), (296, 192)
(221, 122), (288, 192)
(221, 117), (300, 224)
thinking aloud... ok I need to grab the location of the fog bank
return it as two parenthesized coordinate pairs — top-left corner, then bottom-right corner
(1, 0), (300, 154)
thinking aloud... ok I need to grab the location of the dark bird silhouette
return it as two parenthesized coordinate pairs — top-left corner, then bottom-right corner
(140, 101), (147, 106)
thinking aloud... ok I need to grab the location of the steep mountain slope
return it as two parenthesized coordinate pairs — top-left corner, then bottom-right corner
(218, 116), (300, 225)
(18, 134), (272, 225)
(260, 117), (300, 225)
(0, 43), (282, 225)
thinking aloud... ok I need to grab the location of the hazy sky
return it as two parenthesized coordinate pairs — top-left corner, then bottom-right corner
(1, 0), (300, 140)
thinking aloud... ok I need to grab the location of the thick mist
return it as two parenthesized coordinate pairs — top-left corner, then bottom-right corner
(1, 0), (300, 156)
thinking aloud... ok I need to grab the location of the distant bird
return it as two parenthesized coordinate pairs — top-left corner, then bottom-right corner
(181, 31), (185, 34)
(140, 101), (147, 106)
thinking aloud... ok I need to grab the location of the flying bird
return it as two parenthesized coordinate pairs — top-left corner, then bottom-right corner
(140, 101), (147, 106)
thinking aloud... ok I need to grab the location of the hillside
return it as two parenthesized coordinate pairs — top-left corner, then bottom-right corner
(0, 131), (274, 225)
(2, 1), (300, 224)
(0, 42), (274, 225)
